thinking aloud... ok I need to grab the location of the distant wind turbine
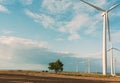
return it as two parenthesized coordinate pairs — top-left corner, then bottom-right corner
(86, 59), (91, 73)
(69, 62), (85, 72)
(80, 0), (120, 75)
(108, 47), (120, 75)
(75, 61), (86, 72)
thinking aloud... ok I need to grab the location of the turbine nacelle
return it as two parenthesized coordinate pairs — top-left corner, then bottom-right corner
(101, 12), (106, 16)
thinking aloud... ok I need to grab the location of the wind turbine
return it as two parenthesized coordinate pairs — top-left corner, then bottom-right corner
(75, 61), (87, 72)
(80, 0), (120, 75)
(86, 59), (91, 73)
(69, 62), (85, 72)
(108, 47), (120, 75)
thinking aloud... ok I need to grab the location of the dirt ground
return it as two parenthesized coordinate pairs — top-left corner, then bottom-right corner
(0, 73), (120, 83)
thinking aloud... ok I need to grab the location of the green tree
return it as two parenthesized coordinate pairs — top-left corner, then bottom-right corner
(48, 59), (63, 73)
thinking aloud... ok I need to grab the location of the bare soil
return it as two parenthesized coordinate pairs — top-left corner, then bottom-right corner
(0, 71), (120, 83)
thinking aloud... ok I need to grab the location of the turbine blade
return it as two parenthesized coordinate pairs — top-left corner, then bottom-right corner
(113, 48), (120, 52)
(108, 2), (120, 12)
(107, 48), (111, 52)
(80, 0), (105, 11)
(107, 14), (111, 42)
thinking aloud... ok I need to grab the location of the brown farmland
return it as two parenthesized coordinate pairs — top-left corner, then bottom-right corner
(0, 70), (120, 83)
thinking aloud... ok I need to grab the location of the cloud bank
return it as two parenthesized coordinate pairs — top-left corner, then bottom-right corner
(0, 36), (103, 71)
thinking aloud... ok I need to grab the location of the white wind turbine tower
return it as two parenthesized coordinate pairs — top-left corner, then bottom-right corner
(113, 57), (116, 76)
(75, 61), (87, 72)
(108, 48), (120, 75)
(80, 0), (120, 75)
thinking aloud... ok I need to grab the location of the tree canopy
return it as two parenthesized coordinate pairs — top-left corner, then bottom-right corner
(48, 59), (63, 73)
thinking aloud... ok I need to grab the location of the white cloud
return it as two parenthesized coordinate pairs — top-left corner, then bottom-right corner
(25, 0), (118, 41)
(1, 30), (13, 34)
(25, 9), (55, 29)
(40, 0), (105, 40)
(66, 15), (89, 31)
(0, 36), (114, 71)
(81, 0), (107, 7)
(0, 36), (48, 48)
(0, 0), (33, 5)
(85, 21), (99, 34)
(42, 0), (72, 14)
(20, 0), (33, 5)
(24, 9), (38, 18)
(0, 63), (47, 70)
(68, 33), (80, 40)
(85, 13), (102, 34)
(111, 12), (120, 17)
(56, 50), (71, 55)
(0, 36), (49, 64)
(73, 0), (108, 35)
(0, 36), (81, 70)
(73, 1), (104, 35)
(92, 0), (107, 7)
(72, 51), (102, 60)
(59, 14), (90, 40)
(0, 5), (9, 13)
(73, 1), (94, 14)
(73, 0), (106, 15)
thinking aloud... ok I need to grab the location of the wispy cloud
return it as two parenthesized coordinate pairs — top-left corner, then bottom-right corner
(24, 9), (55, 29)
(1, 30), (13, 34)
(59, 14), (90, 40)
(40, 0), (105, 40)
(20, 0), (33, 5)
(25, 8), (91, 40)
(68, 33), (80, 40)
(0, 5), (10, 13)
(41, 0), (72, 14)
(85, 13), (102, 34)
(24, 0), (120, 41)
(0, 0), (15, 5)
(111, 12), (120, 17)
(0, 63), (47, 70)
(0, 36), (48, 48)
(0, 0), (33, 5)
(90, 0), (107, 7)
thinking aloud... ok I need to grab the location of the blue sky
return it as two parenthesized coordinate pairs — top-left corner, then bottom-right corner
(0, 0), (120, 72)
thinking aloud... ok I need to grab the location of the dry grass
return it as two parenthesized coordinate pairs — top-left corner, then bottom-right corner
(0, 70), (118, 79)
(56, 72), (111, 77)
(0, 70), (119, 82)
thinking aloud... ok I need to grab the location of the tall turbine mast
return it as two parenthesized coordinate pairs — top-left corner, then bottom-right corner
(106, 13), (114, 76)
(113, 57), (116, 76)
(108, 47), (120, 75)
(102, 12), (107, 75)
(80, 0), (120, 75)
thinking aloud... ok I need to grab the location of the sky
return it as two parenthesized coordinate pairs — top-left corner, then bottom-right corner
(0, 0), (120, 73)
